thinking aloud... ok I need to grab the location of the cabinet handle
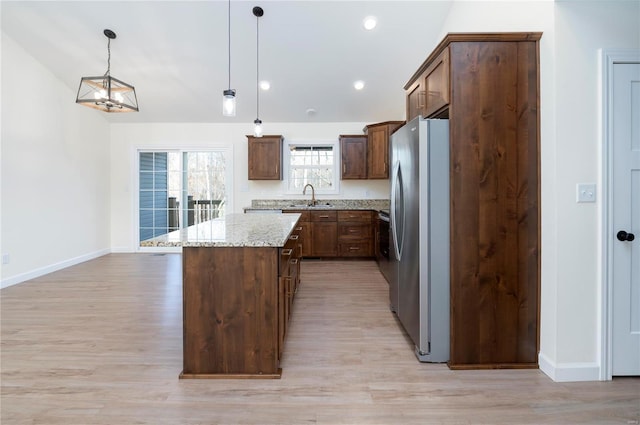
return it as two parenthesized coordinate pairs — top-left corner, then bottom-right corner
(418, 90), (426, 109)
(319, 215), (329, 219)
(349, 247), (360, 251)
(282, 248), (293, 256)
(290, 235), (299, 240)
(295, 226), (303, 231)
(343, 163), (346, 173)
(290, 259), (298, 265)
(349, 229), (358, 233)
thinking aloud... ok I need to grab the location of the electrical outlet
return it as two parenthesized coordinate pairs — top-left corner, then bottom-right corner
(2, 254), (9, 265)
(576, 183), (596, 203)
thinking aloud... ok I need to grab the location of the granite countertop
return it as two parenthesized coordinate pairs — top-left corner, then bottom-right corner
(244, 199), (390, 212)
(140, 213), (301, 248)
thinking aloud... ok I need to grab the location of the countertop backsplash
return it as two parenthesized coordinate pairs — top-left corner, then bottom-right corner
(247, 199), (390, 211)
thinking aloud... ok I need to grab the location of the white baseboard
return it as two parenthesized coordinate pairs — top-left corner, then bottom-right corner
(1, 249), (110, 289)
(538, 352), (602, 382)
(110, 246), (134, 253)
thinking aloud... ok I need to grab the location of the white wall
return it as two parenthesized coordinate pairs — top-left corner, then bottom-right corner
(0, 33), (111, 288)
(440, 0), (640, 381)
(109, 122), (390, 252)
(550, 0), (639, 380)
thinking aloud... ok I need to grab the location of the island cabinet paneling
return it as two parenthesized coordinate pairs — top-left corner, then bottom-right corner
(286, 210), (311, 257)
(278, 230), (302, 360)
(406, 32), (541, 369)
(181, 247), (281, 378)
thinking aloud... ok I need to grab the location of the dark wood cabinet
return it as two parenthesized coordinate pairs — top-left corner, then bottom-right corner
(182, 246), (281, 378)
(424, 47), (450, 118)
(278, 228), (302, 360)
(364, 121), (404, 179)
(247, 135), (283, 180)
(286, 210), (311, 257)
(310, 210), (338, 257)
(405, 32), (541, 369)
(405, 70), (428, 121)
(337, 210), (374, 257)
(285, 209), (376, 259)
(340, 135), (367, 179)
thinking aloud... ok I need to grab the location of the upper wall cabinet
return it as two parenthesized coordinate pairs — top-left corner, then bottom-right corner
(247, 135), (283, 180)
(364, 121), (404, 179)
(340, 135), (367, 179)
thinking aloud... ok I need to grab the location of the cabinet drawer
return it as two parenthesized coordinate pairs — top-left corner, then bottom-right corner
(310, 210), (337, 222)
(279, 246), (294, 276)
(338, 241), (373, 257)
(337, 210), (372, 223)
(338, 223), (371, 240)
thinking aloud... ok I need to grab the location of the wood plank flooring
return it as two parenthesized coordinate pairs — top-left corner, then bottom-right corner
(2, 254), (639, 424)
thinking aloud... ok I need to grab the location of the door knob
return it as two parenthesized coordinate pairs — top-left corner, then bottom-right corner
(616, 230), (635, 242)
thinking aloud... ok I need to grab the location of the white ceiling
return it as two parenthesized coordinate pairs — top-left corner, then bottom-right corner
(1, 1), (454, 124)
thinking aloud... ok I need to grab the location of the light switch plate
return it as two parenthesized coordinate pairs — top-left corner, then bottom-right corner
(576, 183), (596, 203)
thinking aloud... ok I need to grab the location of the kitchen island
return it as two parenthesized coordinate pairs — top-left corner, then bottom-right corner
(143, 213), (302, 378)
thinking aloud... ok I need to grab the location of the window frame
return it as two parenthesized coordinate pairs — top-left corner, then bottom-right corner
(133, 144), (234, 253)
(283, 139), (340, 195)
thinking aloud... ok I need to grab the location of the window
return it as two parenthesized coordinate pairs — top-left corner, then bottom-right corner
(285, 141), (339, 194)
(138, 149), (231, 245)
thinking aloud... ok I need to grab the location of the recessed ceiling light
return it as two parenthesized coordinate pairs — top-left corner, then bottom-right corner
(260, 80), (271, 91)
(306, 108), (317, 116)
(363, 16), (377, 30)
(354, 80), (365, 90)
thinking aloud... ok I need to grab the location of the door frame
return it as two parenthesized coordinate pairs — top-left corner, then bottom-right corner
(600, 49), (640, 380)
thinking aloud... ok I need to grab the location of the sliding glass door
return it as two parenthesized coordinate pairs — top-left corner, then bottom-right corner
(138, 149), (230, 245)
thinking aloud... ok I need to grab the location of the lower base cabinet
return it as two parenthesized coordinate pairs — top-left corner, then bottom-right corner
(181, 228), (302, 379)
(284, 209), (375, 258)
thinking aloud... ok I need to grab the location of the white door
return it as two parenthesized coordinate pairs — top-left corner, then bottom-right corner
(612, 61), (640, 376)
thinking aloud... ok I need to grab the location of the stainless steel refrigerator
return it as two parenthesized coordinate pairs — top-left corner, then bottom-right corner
(389, 116), (449, 363)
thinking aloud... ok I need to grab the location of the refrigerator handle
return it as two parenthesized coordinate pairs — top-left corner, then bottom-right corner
(390, 160), (403, 261)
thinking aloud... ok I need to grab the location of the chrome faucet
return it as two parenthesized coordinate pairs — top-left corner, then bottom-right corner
(302, 183), (317, 206)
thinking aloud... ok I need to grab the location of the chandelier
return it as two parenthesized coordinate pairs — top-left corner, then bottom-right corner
(75, 29), (139, 113)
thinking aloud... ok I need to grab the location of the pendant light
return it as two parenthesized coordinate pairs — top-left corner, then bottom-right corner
(222, 0), (236, 117)
(76, 29), (138, 113)
(253, 6), (264, 137)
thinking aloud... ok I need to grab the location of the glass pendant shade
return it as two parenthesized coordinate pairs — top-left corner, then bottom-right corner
(76, 75), (138, 112)
(222, 89), (236, 117)
(253, 119), (263, 138)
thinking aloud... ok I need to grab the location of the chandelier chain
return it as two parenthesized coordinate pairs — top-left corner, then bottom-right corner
(105, 37), (111, 77)
(256, 12), (259, 119)
(227, 0), (231, 89)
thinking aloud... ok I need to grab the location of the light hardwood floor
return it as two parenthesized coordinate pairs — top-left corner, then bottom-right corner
(2, 254), (639, 424)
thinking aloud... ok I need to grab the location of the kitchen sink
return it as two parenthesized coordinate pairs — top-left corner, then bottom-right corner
(288, 203), (333, 208)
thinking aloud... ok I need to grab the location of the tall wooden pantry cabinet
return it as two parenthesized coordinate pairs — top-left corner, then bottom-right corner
(405, 33), (542, 369)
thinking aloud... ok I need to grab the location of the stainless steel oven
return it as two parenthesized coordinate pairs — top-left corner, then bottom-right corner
(377, 209), (391, 284)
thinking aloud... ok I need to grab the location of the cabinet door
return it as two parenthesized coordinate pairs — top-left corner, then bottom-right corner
(406, 73), (427, 121)
(424, 48), (450, 117)
(248, 135), (283, 180)
(340, 135), (367, 179)
(298, 222), (312, 257)
(311, 221), (338, 257)
(367, 125), (389, 179)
